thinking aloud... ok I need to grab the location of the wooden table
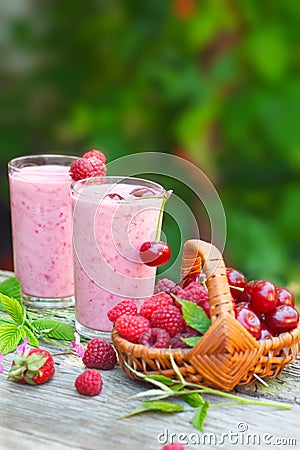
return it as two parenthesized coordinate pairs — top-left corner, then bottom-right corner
(0, 270), (299, 450)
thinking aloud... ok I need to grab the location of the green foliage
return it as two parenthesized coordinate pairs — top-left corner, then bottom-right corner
(0, 1), (299, 289)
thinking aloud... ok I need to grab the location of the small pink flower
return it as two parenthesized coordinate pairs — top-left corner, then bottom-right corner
(0, 353), (4, 373)
(71, 332), (85, 358)
(16, 338), (29, 355)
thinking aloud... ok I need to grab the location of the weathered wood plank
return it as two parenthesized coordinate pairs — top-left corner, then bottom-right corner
(1, 271), (300, 450)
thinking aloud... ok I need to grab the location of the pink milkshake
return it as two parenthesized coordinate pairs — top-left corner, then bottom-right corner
(71, 176), (167, 337)
(8, 155), (77, 307)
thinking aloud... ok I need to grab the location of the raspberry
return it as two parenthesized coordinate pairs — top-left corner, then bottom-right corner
(139, 328), (170, 348)
(82, 149), (106, 163)
(161, 443), (186, 450)
(154, 278), (176, 294)
(82, 338), (117, 370)
(69, 156), (106, 181)
(170, 326), (201, 349)
(107, 299), (138, 323)
(151, 305), (184, 337)
(170, 285), (185, 296)
(75, 369), (103, 396)
(115, 315), (151, 343)
(140, 293), (174, 320)
(175, 282), (210, 318)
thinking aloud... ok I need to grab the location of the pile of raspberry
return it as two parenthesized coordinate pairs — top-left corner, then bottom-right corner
(69, 149), (106, 181)
(107, 280), (210, 349)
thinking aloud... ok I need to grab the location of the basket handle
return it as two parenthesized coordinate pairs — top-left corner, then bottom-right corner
(180, 240), (235, 322)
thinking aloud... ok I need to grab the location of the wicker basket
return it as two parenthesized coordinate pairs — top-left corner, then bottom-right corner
(112, 239), (300, 391)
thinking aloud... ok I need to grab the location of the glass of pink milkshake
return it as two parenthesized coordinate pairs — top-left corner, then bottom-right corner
(8, 154), (77, 308)
(71, 176), (167, 338)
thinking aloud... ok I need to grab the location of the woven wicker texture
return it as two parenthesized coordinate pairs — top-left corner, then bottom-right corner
(112, 239), (300, 391)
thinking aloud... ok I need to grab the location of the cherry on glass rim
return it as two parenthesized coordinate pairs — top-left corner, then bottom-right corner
(139, 241), (171, 267)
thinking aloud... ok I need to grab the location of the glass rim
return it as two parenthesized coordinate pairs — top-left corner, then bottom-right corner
(71, 175), (167, 202)
(8, 154), (78, 175)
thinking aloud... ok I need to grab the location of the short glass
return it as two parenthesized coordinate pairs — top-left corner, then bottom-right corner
(71, 176), (167, 338)
(8, 154), (77, 308)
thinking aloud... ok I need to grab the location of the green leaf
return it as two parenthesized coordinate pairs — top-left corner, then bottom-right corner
(144, 374), (175, 386)
(120, 401), (184, 418)
(0, 278), (22, 305)
(0, 317), (15, 325)
(181, 336), (202, 347)
(192, 401), (210, 432)
(20, 325), (39, 347)
(0, 324), (22, 355)
(173, 296), (211, 334)
(0, 294), (25, 325)
(181, 392), (204, 408)
(32, 319), (74, 341)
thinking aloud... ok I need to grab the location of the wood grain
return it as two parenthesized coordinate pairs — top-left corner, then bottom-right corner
(0, 271), (299, 450)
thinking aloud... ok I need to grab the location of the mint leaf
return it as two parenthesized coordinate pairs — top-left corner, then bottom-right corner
(0, 323), (22, 355)
(0, 278), (22, 306)
(173, 296), (211, 334)
(32, 319), (74, 341)
(181, 336), (202, 347)
(121, 401), (184, 418)
(144, 374), (175, 386)
(181, 392), (204, 408)
(192, 401), (210, 432)
(20, 325), (39, 347)
(0, 294), (25, 325)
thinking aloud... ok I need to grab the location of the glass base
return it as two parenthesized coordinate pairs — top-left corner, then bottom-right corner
(22, 294), (75, 309)
(75, 320), (112, 341)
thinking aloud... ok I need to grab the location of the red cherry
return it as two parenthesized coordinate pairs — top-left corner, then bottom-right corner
(260, 326), (274, 340)
(249, 280), (277, 314)
(181, 271), (206, 289)
(130, 188), (155, 197)
(104, 193), (125, 200)
(265, 305), (299, 335)
(139, 241), (171, 267)
(241, 280), (257, 302)
(226, 268), (247, 301)
(276, 287), (295, 307)
(236, 307), (262, 339)
(234, 301), (253, 314)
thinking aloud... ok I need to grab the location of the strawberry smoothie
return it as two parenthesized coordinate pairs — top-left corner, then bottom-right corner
(8, 155), (77, 307)
(71, 176), (166, 336)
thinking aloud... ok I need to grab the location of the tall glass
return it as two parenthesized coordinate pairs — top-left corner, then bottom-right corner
(8, 154), (77, 308)
(71, 176), (167, 338)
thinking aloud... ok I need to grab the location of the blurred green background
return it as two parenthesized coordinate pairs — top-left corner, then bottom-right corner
(0, 1), (299, 298)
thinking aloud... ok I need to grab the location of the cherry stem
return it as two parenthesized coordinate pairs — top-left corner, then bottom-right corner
(154, 190), (172, 242)
(228, 285), (244, 291)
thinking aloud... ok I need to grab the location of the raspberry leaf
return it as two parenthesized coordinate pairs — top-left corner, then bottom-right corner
(192, 401), (210, 432)
(0, 324), (22, 355)
(181, 336), (201, 347)
(20, 325), (39, 347)
(173, 296), (211, 334)
(0, 278), (22, 309)
(0, 294), (25, 325)
(32, 319), (74, 340)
